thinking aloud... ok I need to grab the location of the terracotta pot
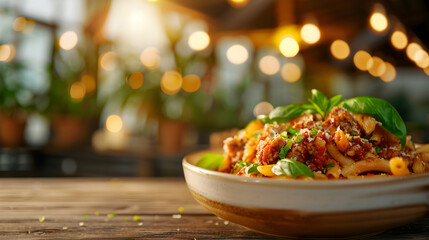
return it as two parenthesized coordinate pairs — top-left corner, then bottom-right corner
(52, 116), (88, 148)
(0, 113), (26, 148)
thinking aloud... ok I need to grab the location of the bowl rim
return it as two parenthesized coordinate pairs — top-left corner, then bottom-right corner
(183, 149), (429, 189)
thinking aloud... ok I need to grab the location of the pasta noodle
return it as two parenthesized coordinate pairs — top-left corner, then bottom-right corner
(219, 105), (428, 179)
(342, 158), (391, 177)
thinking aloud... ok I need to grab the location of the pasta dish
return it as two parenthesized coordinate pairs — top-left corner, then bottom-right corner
(198, 90), (429, 180)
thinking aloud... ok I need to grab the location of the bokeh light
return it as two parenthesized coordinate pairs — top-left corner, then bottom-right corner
(59, 31), (78, 50)
(81, 74), (96, 94)
(106, 115), (123, 133)
(406, 43), (422, 61)
(279, 37), (299, 58)
(127, 72), (144, 90)
(0, 44), (15, 62)
(226, 44), (249, 64)
(258, 55), (280, 75)
(140, 47), (160, 70)
(70, 82), (86, 101)
(368, 57), (386, 77)
(353, 50), (373, 71)
(369, 12), (388, 32)
(391, 31), (408, 50)
(253, 102), (274, 117)
(182, 74), (201, 93)
(414, 49), (429, 68)
(228, 0), (249, 8)
(99, 51), (116, 71)
(300, 24), (321, 44)
(188, 31), (210, 51)
(380, 62), (396, 82)
(13, 17), (27, 32)
(280, 63), (302, 83)
(161, 71), (182, 95)
(330, 40), (350, 60)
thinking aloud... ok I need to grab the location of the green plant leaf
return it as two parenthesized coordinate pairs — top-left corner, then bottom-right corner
(258, 104), (309, 124)
(339, 96), (406, 149)
(279, 140), (293, 159)
(245, 164), (260, 174)
(295, 135), (305, 143)
(272, 159), (315, 178)
(196, 153), (224, 170)
(328, 94), (342, 112)
(326, 163), (335, 170)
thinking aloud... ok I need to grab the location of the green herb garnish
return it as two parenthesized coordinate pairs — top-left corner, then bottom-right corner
(286, 126), (300, 137)
(280, 131), (288, 139)
(39, 216), (45, 223)
(246, 164), (260, 174)
(279, 140), (293, 159)
(326, 163), (335, 170)
(295, 135), (305, 144)
(272, 159), (315, 178)
(107, 213), (117, 218)
(374, 146), (381, 153)
(196, 153), (224, 170)
(311, 128), (318, 137)
(83, 215), (88, 219)
(133, 216), (140, 221)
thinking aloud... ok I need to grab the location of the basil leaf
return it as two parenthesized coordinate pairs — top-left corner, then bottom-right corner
(196, 153), (224, 170)
(295, 135), (305, 143)
(286, 126), (300, 137)
(326, 163), (335, 170)
(311, 128), (318, 137)
(279, 140), (293, 159)
(328, 94), (342, 112)
(246, 164), (260, 174)
(259, 104), (309, 124)
(237, 161), (250, 168)
(310, 89), (330, 118)
(272, 159), (315, 178)
(339, 96), (406, 149)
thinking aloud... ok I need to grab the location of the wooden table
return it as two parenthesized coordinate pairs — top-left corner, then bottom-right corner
(0, 178), (427, 239)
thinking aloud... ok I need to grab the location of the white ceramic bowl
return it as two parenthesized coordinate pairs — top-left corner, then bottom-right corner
(183, 149), (429, 238)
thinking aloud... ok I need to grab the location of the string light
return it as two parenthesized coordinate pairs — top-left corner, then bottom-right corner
(279, 37), (299, 58)
(414, 49), (429, 68)
(106, 115), (123, 133)
(140, 47), (160, 70)
(368, 57), (386, 77)
(70, 82), (86, 101)
(127, 72), (144, 90)
(406, 43), (422, 61)
(353, 50), (373, 71)
(59, 31), (78, 50)
(258, 56), (280, 75)
(380, 62), (396, 82)
(81, 74), (96, 94)
(228, 0), (249, 8)
(13, 17), (27, 32)
(330, 40), (350, 60)
(253, 102), (274, 117)
(182, 74), (201, 93)
(280, 63), (302, 83)
(226, 44), (249, 64)
(369, 12), (388, 32)
(188, 31), (210, 51)
(161, 71), (182, 95)
(0, 44), (15, 62)
(300, 24), (321, 44)
(99, 52), (116, 71)
(391, 31), (408, 50)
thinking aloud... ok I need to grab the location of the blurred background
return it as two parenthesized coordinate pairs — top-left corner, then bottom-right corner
(0, 0), (428, 177)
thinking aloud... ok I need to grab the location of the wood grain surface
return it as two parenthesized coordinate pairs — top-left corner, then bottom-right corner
(0, 178), (427, 239)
